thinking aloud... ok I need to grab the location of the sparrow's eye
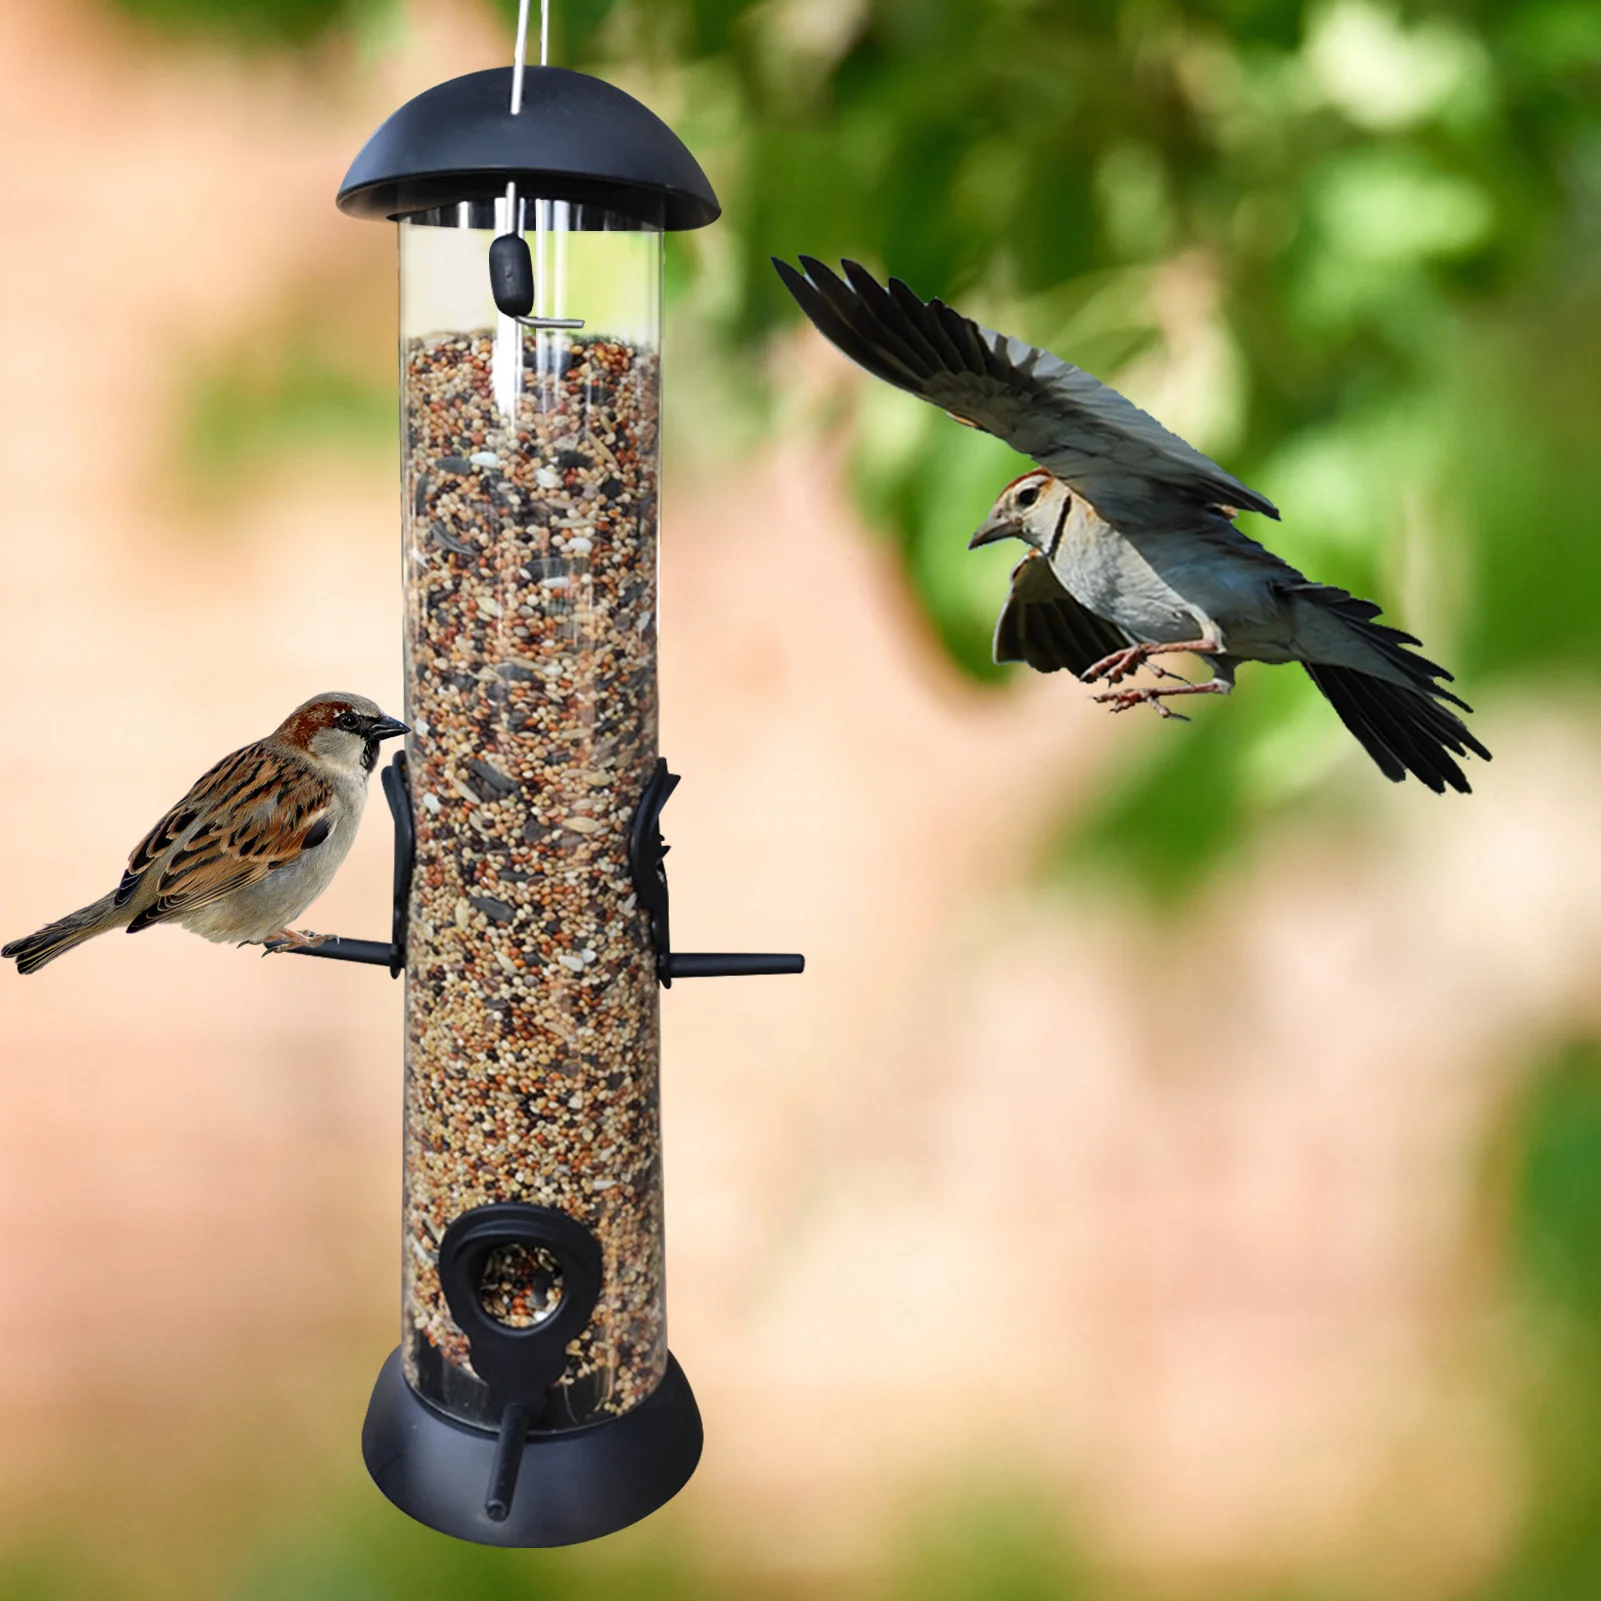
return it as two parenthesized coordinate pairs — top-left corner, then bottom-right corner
(1016, 484), (1040, 509)
(334, 711), (360, 731)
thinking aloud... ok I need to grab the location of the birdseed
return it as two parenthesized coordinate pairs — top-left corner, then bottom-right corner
(400, 328), (665, 1430)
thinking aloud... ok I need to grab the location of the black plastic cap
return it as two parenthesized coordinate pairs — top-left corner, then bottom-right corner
(338, 66), (720, 230)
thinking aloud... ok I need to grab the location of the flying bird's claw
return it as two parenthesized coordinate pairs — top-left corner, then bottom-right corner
(1083, 644), (1186, 685)
(1093, 680), (1230, 720)
(1094, 687), (1190, 721)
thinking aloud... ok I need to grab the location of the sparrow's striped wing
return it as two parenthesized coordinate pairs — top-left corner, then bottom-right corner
(774, 256), (1278, 532)
(995, 551), (1131, 677)
(119, 741), (335, 932)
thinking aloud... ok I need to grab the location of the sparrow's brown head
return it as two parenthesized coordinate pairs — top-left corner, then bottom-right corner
(276, 692), (408, 774)
(969, 470), (1072, 553)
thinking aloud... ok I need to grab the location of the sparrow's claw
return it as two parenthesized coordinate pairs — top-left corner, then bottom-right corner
(261, 927), (329, 955)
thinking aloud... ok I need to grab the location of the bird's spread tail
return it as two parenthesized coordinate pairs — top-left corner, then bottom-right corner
(2, 893), (122, 975)
(1291, 584), (1490, 792)
(1304, 662), (1490, 793)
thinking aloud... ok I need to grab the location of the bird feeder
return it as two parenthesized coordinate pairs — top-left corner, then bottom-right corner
(313, 60), (802, 1547)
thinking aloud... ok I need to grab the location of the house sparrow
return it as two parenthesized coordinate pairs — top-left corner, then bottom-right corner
(2, 692), (407, 975)
(774, 256), (1490, 792)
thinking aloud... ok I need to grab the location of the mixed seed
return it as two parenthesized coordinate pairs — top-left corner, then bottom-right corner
(400, 329), (666, 1429)
(477, 1242), (565, 1329)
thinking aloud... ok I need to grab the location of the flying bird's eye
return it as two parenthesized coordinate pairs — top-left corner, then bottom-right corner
(1016, 483), (1040, 509)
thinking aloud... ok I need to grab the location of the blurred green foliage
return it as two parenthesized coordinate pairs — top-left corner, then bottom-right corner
(1474, 1037), (1601, 1601)
(0, 1548), (111, 1601)
(0, 1485), (1101, 1601)
(182, 313), (393, 501)
(1506, 1038), (1601, 1320)
(885, 1494), (1089, 1601)
(230, 1504), (730, 1601)
(230, 1489), (1090, 1601)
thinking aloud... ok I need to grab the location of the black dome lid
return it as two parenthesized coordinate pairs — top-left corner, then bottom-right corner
(338, 66), (719, 230)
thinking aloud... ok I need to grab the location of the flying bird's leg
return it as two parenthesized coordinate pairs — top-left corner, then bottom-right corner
(1082, 639), (1218, 686)
(1093, 681), (1231, 722)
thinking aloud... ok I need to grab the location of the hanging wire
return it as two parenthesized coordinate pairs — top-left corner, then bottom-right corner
(511, 0), (532, 113)
(510, 0), (548, 113)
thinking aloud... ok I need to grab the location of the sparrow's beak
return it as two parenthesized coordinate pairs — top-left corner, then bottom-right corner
(368, 715), (410, 741)
(968, 513), (1019, 550)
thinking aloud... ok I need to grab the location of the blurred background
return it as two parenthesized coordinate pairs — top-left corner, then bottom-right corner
(1, 0), (1599, 1595)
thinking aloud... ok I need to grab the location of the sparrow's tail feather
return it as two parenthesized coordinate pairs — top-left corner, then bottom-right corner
(2, 892), (123, 975)
(1304, 663), (1491, 793)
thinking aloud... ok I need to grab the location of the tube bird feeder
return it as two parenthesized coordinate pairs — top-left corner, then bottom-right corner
(315, 61), (802, 1547)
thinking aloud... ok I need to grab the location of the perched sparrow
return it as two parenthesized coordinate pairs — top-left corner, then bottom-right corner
(2, 692), (407, 975)
(775, 256), (1490, 792)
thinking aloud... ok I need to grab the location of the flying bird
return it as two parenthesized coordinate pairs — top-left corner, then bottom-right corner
(3, 692), (407, 974)
(774, 255), (1489, 793)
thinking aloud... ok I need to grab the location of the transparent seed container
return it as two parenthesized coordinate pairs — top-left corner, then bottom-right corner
(400, 201), (667, 1431)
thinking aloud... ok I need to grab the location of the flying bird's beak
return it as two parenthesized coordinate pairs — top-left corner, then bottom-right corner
(368, 715), (410, 741)
(968, 514), (1018, 550)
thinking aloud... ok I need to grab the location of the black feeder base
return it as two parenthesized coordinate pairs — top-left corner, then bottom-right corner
(361, 1348), (703, 1546)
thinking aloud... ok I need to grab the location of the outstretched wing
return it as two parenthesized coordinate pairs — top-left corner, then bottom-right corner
(995, 551), (1131, 677)
(119, 741), (335, 932)
(774, 256), (1278, 532)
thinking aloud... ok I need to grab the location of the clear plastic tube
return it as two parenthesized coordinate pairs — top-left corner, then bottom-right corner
(397, 201), (665, 1429)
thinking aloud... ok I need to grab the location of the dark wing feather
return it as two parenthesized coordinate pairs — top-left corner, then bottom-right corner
(774, 256), (1279, 531)
(994, 551), (1131, 677)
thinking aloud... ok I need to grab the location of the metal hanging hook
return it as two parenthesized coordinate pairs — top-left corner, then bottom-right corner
(489, 226), (584, 329)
